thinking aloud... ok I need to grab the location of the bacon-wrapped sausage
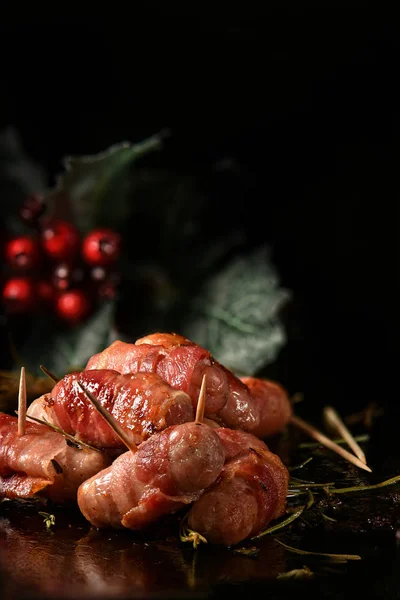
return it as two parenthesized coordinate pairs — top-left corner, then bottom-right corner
(187, 428), (289, 545)
(239, 376), (293, 438)
(77, 422), (225, 530)
(86, 333), (292, 439)
(0, 413), (109, 502)
(27, 370), (193, 449)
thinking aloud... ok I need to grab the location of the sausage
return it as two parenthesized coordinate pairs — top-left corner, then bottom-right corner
(77, 422), (225, 530)
(239, 377), (293, 438)
(86, 333), (292, 438)
(27, 370), (193, 449)
(187, 428), (289, 545)
(0, 413), (110, 502)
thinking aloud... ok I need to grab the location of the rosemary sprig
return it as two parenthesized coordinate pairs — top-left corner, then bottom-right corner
(290, 475), (315, 483)
(251, 506), (304, 540)
(289, 481), (335, 489)
(306, 489), (315, 509)
(275, 539), (361, 561)
(24, 413), (101, 452)
(289, 457), (314, 471)
(320, 512), (337, 523)
(287, 490), (307, 498)
(251, 490), (314, 540)
(298, 434), (369, 449)
(39, 365), (60, 383)
(328, 473), (400, 494)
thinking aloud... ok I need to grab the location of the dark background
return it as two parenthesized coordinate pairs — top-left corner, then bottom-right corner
(1, 10), (400, 600)
(0, 10), (399, 417)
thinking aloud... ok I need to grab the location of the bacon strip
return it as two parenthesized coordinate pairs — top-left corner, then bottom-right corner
(86, 333), (292, 438)
(187, 428), (289, 545)
(77, 422), (225, 530)
(0, 413), (110, 502)
(27, 370), (193, 449)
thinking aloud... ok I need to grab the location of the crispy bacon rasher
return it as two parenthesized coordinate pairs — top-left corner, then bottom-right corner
(86, 333), (292, 439)
(27, 370), (194, 449)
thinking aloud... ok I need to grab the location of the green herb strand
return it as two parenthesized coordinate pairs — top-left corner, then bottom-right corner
(275, 539), (361, 561)
(251, 505), (305, 540)
(289, 457), (314, 471)
(289, 481), (335, 489)
(25, 414), (101, 452)
(298, 434), (369, 449)
(329, 473), (400, 494)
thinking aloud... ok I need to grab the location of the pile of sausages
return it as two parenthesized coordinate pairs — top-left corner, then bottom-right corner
(0, 332), (292, 545)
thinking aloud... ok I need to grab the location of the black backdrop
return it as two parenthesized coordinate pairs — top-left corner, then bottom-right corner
(1, 10), (399, 420)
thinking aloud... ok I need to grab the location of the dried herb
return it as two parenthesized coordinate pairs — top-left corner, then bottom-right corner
(290, 475), (316, 483)
(277, 565), (314, 579)
(320, 513), (337, 523)
(305, 490), (315, 509)
(275, 539), (361, 561)
(232, 546), (260, 558)
(38, 511), (55, 531)
(289, 481), (335, 489)
(298, 434), (369, 449)
(289, 457), (314, 471)
(328, 473), (400, 494)
(39, 365), (60, 383)
(186, 551), (199, 590)
(179, 517), (207, 550)
(290, 393), (305, 405)
(25, 414), (101, 452)
(251, 505), (305, 540)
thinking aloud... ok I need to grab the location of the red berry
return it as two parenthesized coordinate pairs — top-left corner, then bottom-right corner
(36, 280), (55, 306)
(82, 228), (120, 266)
(5, 236), (41, 270)
(2, 278), (36, 313)
(19, 193), (46, 225)
(56, 290), (91, 323)
(41, 220), (80, 261)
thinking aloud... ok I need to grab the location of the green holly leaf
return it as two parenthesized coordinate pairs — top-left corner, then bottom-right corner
(47, 130), (168, 233)
(181, 246), (290, 376)
(14, 301), (116, 377)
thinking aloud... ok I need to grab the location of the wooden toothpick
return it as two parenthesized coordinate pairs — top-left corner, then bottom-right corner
(77, 381), (137, 453)
(40, 365), (60, 383)
(323, 406), (367, 465)
(195, 375), (207, 424)
(290, 414), (372, 473)
(17, 367), (27, 437)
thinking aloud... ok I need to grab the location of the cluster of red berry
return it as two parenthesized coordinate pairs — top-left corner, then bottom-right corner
(2, 194), (121, 324)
